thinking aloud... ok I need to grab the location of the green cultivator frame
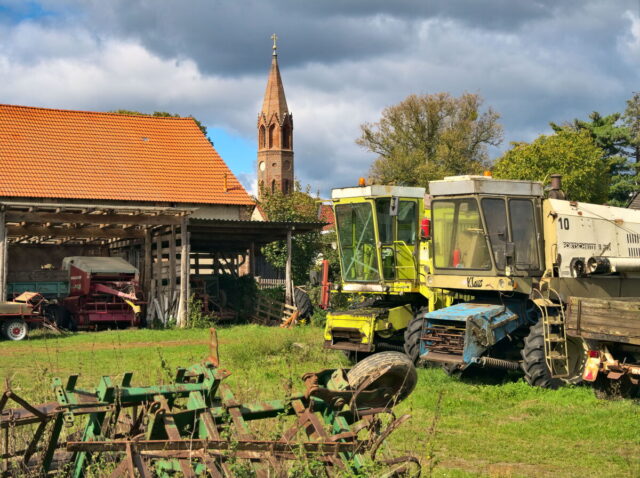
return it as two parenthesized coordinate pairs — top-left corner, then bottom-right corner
(0, 330), (419, 477)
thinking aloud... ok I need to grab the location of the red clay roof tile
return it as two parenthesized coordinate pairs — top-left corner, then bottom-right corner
(0, 104), (255, 206)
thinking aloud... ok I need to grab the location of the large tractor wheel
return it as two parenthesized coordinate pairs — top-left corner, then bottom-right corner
(404, 311), (427, 364)
(294, 288), (313, 319)
(521, 321), (563, 389)
(347, 351), (418, 408)
(2, 319), (28, 341)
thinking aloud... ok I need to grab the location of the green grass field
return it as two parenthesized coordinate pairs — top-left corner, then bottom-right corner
(1, 325), (638, 477)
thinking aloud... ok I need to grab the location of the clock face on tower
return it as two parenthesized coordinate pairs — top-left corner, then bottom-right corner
(259, 161), (266, 172)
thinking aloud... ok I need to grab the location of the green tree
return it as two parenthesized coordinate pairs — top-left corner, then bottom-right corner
(110, 109), (210, 141)
(358, 93), (503, 188)
(623, 92), (640, 173)
(551, 111), (634, 205)
(258, 183), (323, 285)
(493, 129), (608, 203)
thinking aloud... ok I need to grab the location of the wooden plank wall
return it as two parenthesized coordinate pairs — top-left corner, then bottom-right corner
(110, 225), (251, 326)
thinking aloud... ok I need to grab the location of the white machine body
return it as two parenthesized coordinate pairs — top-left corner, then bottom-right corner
(545, 199), (640, 278)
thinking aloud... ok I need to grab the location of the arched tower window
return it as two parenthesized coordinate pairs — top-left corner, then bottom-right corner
(259, 125), (266, 149)
(283, 179), (290, 194)
(271, 179), (276, 193)
(282, 123), (291, 149)
(268, 124), (277, 149)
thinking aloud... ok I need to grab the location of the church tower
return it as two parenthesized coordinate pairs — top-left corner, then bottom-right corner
(257, 34), (294, 198)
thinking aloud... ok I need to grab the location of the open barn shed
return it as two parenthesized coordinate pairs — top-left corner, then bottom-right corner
(0, 104), (321, 326)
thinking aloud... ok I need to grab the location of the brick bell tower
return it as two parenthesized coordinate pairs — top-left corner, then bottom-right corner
(257, 34), (294, 198)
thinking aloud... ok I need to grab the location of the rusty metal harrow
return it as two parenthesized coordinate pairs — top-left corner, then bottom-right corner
(0, 330), (419, 477)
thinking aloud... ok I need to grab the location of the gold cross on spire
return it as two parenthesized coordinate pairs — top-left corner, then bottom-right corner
(271, 33), (278, 55)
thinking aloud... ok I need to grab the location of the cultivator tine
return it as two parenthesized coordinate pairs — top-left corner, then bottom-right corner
(219, 384), (278, 477)
(199, 409), (234, 476)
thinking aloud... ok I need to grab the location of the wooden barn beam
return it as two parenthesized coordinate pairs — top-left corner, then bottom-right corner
(6, 225), (145, 239)
(5, 212), (183, 226)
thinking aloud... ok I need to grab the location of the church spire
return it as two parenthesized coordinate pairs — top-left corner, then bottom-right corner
(257, 34), (294, 198)
(261, 34), (289, 122)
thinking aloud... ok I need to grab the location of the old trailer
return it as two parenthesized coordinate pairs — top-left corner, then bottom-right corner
(566, 296), (640, 396)
(0, 292), (47, 340)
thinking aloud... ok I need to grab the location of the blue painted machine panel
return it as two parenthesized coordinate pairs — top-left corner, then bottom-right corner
(419, 301), (530, 365)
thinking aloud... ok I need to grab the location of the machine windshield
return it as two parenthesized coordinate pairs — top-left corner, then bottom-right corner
(432, 198), (491, 270)
(335, 202), (380, 282)
(481, 198), (508, 270)
(508, 198), (540, 270)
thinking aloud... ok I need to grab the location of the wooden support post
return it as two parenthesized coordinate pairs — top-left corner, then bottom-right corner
(143, 228), (152, 302)
(177, 217), (190, 328)
(249, 241), (255, 277)
(0, 209), (6, 301)
(169, 226), (177, 306)
(285, 228), (293, 306)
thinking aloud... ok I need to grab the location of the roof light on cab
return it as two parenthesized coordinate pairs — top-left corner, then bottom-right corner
(358, 177), (366, 187)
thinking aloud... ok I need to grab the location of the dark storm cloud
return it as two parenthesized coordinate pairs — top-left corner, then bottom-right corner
(57, 0), (587, 76)
(1, 0), (638, 195)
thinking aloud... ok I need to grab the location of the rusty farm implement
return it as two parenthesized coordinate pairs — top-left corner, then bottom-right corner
(0, 330), (419, 477)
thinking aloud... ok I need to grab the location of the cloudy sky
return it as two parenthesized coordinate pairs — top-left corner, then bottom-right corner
(1, 1), (639, 196)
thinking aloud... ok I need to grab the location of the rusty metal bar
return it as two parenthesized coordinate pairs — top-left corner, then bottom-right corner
(66, 439), (360, 454)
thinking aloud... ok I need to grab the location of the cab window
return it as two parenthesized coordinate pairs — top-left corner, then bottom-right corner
(335, 202), (380, 282)
(397, 201), (417, 244)
(509, 199), (540, 271)
(432, 198), (491, 270)
(376, 198), (393, 244)
(481, 198), (508, 270)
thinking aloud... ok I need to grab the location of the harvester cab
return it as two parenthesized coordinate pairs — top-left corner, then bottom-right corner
(411, 174), (640, 388)
(324, 184), (449, 358)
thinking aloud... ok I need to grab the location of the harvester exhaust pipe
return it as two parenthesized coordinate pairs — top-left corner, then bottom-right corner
(472, 356), (521, 371)
(549, 174), (566, 200)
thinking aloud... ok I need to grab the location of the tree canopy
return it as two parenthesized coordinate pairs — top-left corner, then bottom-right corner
(550, 111), (635, 205)
(624, 92), (640, 168)
(358, 93), (503, 189)
(258, 183), (323, 285)
(493, 129), (608, 203)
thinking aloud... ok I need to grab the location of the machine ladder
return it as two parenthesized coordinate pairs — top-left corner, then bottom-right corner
(533, 296), (570, 378)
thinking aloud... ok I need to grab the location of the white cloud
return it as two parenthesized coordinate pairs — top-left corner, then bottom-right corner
(620, 10), (640, 60)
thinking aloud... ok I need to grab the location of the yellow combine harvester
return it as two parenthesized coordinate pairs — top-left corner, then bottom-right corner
(323, 184), (454, 361)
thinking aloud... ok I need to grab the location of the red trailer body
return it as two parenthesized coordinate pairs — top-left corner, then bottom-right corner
(62, 257), (142, 329)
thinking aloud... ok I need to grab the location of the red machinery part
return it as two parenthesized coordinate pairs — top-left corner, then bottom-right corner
(320, 259), (331, 310)
(63, 260), (141, 329)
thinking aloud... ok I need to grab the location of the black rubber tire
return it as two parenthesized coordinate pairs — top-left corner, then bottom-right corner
(2, 319), (28, 341)
(404, 310), (427, 364)
(49, 305), (76, 331)
(294, 288), (313, 319)
(347, 351), (418, 407)
(521, 321), (562, 389)
(593, 375), (638, 400)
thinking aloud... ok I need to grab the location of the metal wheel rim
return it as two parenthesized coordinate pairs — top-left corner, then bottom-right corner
(5, 321), (26, 340)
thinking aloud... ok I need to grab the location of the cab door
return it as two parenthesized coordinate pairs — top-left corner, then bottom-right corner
(395, 200), (418, 280)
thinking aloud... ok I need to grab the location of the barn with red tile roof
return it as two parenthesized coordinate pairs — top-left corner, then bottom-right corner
(0, 104), (321, 326)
